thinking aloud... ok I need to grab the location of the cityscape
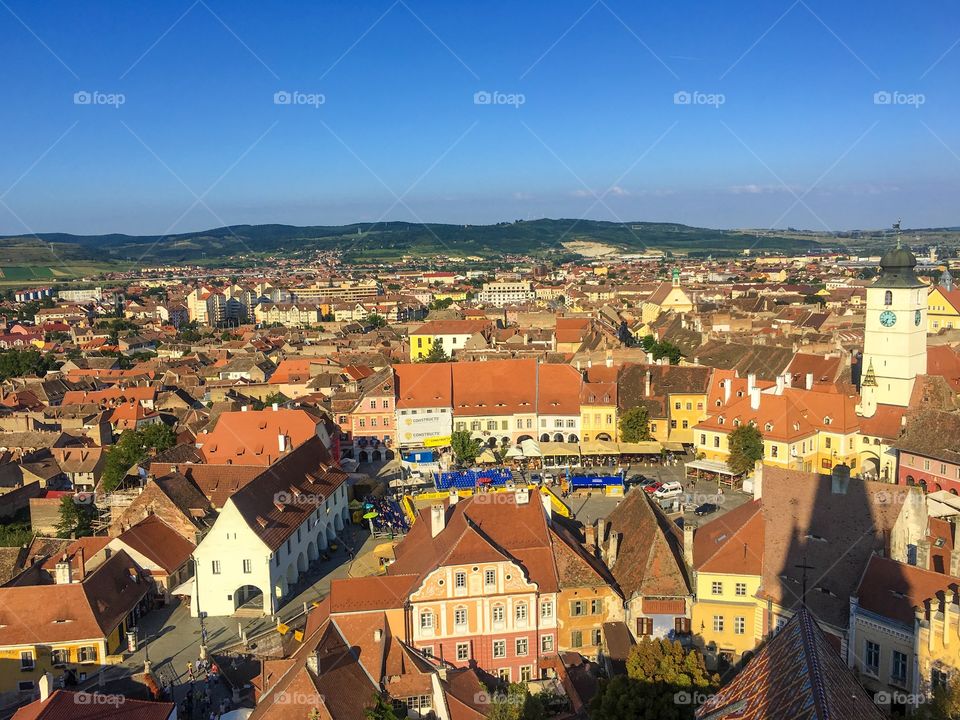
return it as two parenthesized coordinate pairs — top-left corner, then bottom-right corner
(0, 2), (959, 720)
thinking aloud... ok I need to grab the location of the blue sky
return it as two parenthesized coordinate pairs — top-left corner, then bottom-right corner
(1, 0), (958, 235)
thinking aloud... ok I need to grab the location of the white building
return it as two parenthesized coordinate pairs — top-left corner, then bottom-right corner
(191, 436), (350, 617)
(476, 280), (535, 307)
(858, 238), (927, 417)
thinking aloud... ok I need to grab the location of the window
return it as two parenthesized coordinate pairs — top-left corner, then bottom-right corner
(243, 559), (252, 574)
(369, 400), (376, 409)
(498, 668), (510, 682)
(456, 642), (469, 661)
(714, 436), (720, 448)
(17, 681), (33, 693)
(711, 581), (723, 595)
(771, 445), (779, 458)
(370, 418), (377, 427)
(824, 436), (832, 449)
(78, 646), (97, 663)
(682, 420), (689, 429)
(520, 665), (532, 682)
(484, 569), (496, 587)
(492, 605), (505, 624)
(671, 420), (677, 429)
(571, 600), (586, 616)
(700, 434), (706, 445)
(420, 646), (433, 658)
(637, 617), (653, 636)
(891, 650), (908, 685)
(359, 419), (365, 428)
(515, 602), (528, 625)
(454, 571), (466, 589)
(19, 652), (33, 670)
(713, 616), (724, 632)
(516, 638), (528, 656)
(865, 640), (880, 674)
(212, 560), (221, 575)
(932, 667), (949, 690)
(541, 634), (554, 652)
(675, 402), (681, 410)
(454, 608), (467, 629)
(651, 423), (658, 432)
(571, 630), (583, 648)
(591, 629), (602, 646)
(51, 649), (68, 666)
(382, 399), (389, 408)
(541, 599), (554, 619)
(734, 616), (745, 635)
(884, 290), (893, 306)
(735, 582), (747, 596)
(591, 598), (603, 615)
(493, 640), (506, 658)
(419, 611), (434, 631)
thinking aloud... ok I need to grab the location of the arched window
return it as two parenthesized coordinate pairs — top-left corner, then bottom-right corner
(884, 290), (893, 306)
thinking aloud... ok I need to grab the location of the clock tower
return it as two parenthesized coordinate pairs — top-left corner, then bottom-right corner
(858, 225), (927, 417)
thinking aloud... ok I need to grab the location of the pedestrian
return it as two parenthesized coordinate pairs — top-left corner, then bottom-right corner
(187, 661), (194, 681)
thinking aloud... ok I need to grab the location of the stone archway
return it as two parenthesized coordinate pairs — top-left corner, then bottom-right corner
(334, 514), (344, 532)
(233, 585), (264, 612)
(540, 434), (550, 442)
(307, 540), (318, 563)
(297, 551), (307, 573)
(286, 563), (298, 587)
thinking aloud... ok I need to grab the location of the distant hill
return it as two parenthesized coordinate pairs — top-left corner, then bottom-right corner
(0, 219), (825, 265)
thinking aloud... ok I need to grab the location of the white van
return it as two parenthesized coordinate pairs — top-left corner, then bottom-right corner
(653, 481), (683, 499)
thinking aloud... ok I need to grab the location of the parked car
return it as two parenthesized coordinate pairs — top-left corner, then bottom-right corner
(694, 502), (719, 517)
(643, 481), (663, 495)
(653, 481), (683, 499)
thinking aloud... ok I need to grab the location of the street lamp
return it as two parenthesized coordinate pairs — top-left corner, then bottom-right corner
(192, 556), (209, 660)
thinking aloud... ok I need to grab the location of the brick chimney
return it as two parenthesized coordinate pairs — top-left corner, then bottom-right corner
(431, 505), (445, 538)
(683, 520), (696, 568)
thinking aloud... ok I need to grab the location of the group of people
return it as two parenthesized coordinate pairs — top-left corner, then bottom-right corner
(181, 658), (226, 720)
(364, 495), (410, 534)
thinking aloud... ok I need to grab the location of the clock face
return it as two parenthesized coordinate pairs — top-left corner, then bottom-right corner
(879, 310), (897, 327)
(915, 309), (922, 326)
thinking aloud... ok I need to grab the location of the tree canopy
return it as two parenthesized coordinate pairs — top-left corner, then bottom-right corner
(640, 335), (683, 364)
(619, 406), (652, 443)
(0, 348), (59, 381)
(419, 342), (450, 363)
(591, 638), (718, 720)
(727, 424), (764, 475)
(57, 495), (95, 538)
(451, 430), (481, 466)
(100, 422), (177, 492)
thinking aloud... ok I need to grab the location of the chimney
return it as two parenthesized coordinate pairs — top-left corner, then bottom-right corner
(585, 524), (597, 548)
(278, 434), (286, 453)
(272, 402), (279, 411)
(775, 375), (784, 395)
(77, 546), (85, 581)
(747, 373), (756, 392)
(753, 461), (764, 501)
(605, 350), (613, 368)
(373, 629), (383, 642)
(431, 505), (445, 538)
(540, 491), (552, 522)
(749, 386), (761, 410)
(515, 488), (530, 505)
(784, 372), (792, 388)
(683, 520), (696, 567)
(805, 372), (814, 390)
(606, 531), (620, 568)
(241, 405), (248, 412)
(646, 352), (654, 364)
(449, 490), (459, 506)
(645, 370), (652, 398)
(723, 379), (731, 404)
(38, 673), (54, 702)
(831, 463), (851, 495)
(54, 555), (72, 584)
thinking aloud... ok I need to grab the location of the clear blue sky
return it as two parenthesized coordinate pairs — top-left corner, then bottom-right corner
(1, 0), (958, 235)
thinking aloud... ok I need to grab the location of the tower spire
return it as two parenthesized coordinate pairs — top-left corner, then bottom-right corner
(894, 218), (902, 249)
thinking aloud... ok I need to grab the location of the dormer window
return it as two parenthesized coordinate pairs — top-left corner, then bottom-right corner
(823, 416), (832, 426)
(765, 422), (773, 432)
(733, 419), (741, 427)
(718, 416), (725, 425)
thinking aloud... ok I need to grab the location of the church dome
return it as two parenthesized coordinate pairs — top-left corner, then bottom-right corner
(879, 245), (917, 272)
(874, 243), (923, 289)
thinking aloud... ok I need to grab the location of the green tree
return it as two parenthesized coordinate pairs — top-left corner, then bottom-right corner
(56, 495), (95, 538)
(100, 423), (177, 492)
(0, 349), (58, 381)
(592, 639), (718, 720)
(364, 694), (401, 720)
(640, 335), (683, 365)
(619, 406), (651, 443)
(419, 342), (450, 363)
(489, 683), (546, 720)
(365, 313), (387, 329)
(727, 423), (764, 475)
(916, 674), (960, 719)
(451, 430), (481, 466)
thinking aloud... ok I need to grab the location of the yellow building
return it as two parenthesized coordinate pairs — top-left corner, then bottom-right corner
(693, 386), (860, 473)
(580, 382), (618, 442)
(0, 549), (148, 705)
(409, 319), (492, 362)
(689, 502), (764, 665)
(927, 285), (960, 332)
(619, 364), (711, 447)
(640, 269), (694, 324)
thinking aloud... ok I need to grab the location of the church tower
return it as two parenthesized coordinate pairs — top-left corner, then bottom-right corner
(858, 223), (927, 416)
